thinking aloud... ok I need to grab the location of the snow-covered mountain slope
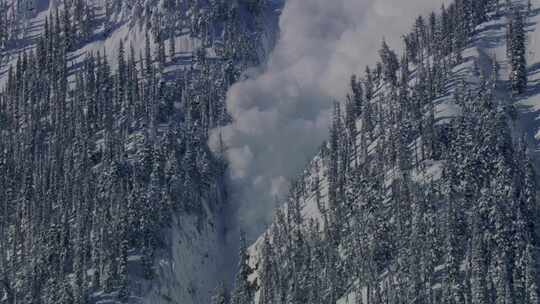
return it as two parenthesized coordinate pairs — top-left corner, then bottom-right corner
(0, 0), (280, 77)
(237, 1), (540, 304)
(515, 0), (540, 162)
(0, 1), (280, 304)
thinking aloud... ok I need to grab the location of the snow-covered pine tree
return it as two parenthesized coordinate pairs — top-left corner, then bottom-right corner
(379, 40), (399, 86)
(508, 8), (528, 95)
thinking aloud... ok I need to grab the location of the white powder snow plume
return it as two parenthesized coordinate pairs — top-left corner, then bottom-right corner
(210, 0), (447, 238)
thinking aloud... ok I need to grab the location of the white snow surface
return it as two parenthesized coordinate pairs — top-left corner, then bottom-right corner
(0, 0), (219, 82)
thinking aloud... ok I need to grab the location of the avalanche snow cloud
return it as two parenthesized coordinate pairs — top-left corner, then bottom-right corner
(210, 0), (446, 237)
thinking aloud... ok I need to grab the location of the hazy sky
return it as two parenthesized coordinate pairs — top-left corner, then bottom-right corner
(211, 0), (447, 237)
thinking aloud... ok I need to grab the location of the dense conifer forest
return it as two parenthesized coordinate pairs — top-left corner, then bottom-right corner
(2, 0), (540, 304)
(0, 0), (272, 303)
(231, 1), (540, 304)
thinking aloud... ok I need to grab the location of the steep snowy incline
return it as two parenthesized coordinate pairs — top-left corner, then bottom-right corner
(0, 1), (281, 304)
(0, 0), (50, 81)
(0, 0), (281, 81)
(516, 0), (540, 162)
(457, 0), (540, 167)
(239, 1), (540, 304)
